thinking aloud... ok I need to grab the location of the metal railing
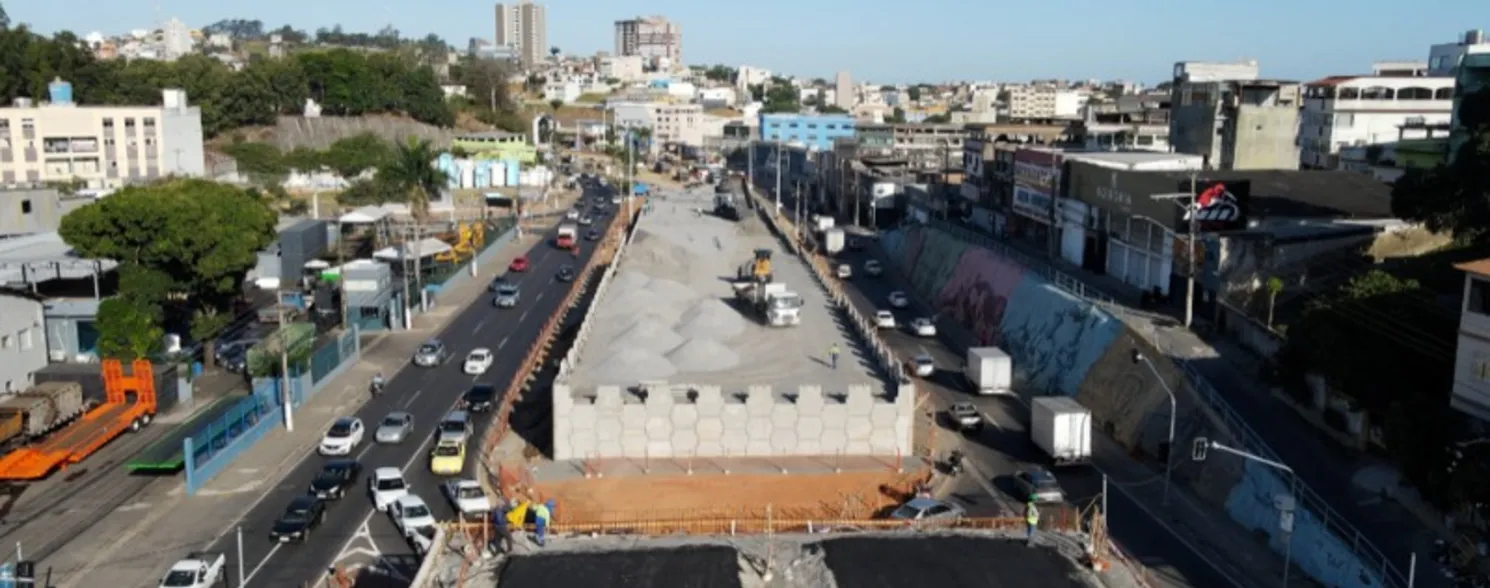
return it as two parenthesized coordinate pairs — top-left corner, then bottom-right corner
(917, 220), (1410, 588)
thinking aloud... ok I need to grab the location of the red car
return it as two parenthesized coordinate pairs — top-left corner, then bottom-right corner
(508, 256), (529, 272)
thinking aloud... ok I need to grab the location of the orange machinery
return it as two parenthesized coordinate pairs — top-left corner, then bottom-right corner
(0, 359), (157, 480)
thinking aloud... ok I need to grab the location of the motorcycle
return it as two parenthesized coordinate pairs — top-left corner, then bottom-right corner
(370, 379), (385, 396)
(945, 450), (965, 476)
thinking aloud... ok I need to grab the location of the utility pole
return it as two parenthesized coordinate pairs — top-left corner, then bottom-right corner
(774, 141), (783, 211)
(276, 296), (293, 432)
(400, 224), (414, 330)
(625, 129), (635, 221)
(1149, 172), (1201, 327)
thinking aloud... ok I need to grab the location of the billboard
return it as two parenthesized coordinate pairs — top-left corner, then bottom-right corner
(1181, 180), (1250, 232)
(871, 182), (898, 209)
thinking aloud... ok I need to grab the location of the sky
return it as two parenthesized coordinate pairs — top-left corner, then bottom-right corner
(9, 0), (1490, 85)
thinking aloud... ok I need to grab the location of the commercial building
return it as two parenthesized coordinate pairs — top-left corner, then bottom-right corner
(0, 85), (205, 189)
(0, 187), (83, 237)
(451, 131), (538, 163)
(1169, 75), (1302, 171)
(1007, 86), (1084, 120)
(0, 289), (46, 393)
(1299, 73), (1455, 169)
(851, 122), (964, 170)
(1430, 29), (1490, 76)
(614, 16), (681, 70)
(598, 55), (645, 82)
(1450, 35), (1490, 160)
(1452, 258), (1490, 422)
(494, 0), (547, 68)
(759, 113), (858, 152)
(1076, 91), (1171, 152)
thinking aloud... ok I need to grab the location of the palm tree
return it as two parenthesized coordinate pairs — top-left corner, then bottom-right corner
(379, 137), (449, 221)
(548, 98), (563, 112)
(549, 46), (560, 64)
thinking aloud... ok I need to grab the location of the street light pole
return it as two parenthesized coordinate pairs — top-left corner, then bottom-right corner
(774, 141), (783, 211)
(1150, 172), (1201, 327)
(1131, 347), (1176, 505)
(1197, 439), (1298, 586)
(276, 297), (294, 432)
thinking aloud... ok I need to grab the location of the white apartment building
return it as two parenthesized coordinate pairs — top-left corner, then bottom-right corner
(698, 87), (736, 107)
(599, 55), (645, 82)
(608, 102), (715, 149)
(736, 66), (771, 90)
(1299, 75), (1455, 168)
(0, 88), (205, 188)
(495, 0), (547, 67)
(1007, 86), (1083, 120)
(1172, 60), (1260, 84)
(614, 16), (681, 70)
(834, 72), (854, 110)
(1079, 123), (1171, 152)
(543, 81), (581, 104)
(160, 18), (193, 61)
(0, 290), (46, 394)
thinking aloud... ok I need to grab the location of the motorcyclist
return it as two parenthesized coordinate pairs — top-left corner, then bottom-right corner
(371, 371), (386, 395)
(947, 450), (965, 475)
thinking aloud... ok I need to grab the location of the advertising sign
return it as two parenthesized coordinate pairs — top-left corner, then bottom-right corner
(1014, 162), (1058, 192)
(1181, 180), (1250, 232)
(871, 182), (897, 209)
(1012, 185), (1052, 222)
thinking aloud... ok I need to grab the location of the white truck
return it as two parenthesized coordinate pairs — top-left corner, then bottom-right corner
(813, 215), (835, 232)
(965, 347), (1013, 396)
(823, 227), (846, 254)
(556, 223), (578, 248)
(1030, 396), (1093, 466)
(158, 551), (226, 588)
(734, 281), (803, 327)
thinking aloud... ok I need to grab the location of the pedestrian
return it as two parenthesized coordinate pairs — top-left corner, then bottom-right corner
(828, 343), (840, 369)
(532, 501), (551, 547)
(1025, 498), (1041, 546)
(490, 505), (511, 554)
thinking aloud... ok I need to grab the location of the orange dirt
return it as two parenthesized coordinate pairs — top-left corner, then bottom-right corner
(534, 470), (928, 524)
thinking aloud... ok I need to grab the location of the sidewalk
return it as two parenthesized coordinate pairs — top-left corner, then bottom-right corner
(930, 218), (1441, 586)
(50, 194), (583, 588)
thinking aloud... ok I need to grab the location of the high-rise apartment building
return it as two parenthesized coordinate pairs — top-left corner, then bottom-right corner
(495, 0), (547, 68)
(614, 16), (681, 70)
(1007, 86), (1084, 120)
(1168, 60), (1301, 170)
(834, 72), (853, 110)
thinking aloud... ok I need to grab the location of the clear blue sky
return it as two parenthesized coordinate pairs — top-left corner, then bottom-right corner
(11, 0), (1490, 84)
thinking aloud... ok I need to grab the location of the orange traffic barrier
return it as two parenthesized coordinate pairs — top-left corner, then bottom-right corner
(0, 359), (157, 480)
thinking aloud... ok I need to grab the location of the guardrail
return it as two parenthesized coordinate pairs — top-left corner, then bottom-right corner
(917, 219), (1409, 588)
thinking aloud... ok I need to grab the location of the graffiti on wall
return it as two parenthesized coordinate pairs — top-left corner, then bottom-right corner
(936, 247), (1025, 346)
(1226, 461), (1384, 588)
(1000, 281), (1121, 398)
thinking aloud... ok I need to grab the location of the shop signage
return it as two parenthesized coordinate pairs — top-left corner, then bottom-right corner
(1013, 185), (1052, 223)
(1014, 162), (1058, 191)
(1183, 180), (1250, 232)
(1069, 161), (1251, 233)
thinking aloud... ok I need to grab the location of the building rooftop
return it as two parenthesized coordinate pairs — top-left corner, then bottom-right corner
(1066, 151), (1202, 167)
(562, 187), (882, 399)
(1455, 258), (1490, 277)
(0, 232), (116, 286)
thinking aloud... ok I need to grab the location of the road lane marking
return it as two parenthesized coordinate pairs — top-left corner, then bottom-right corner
(519, 309), (530, 322)
(242, 544), (283, 585)
(402, 389), (424, 408)
(979, 411), (1002, 432)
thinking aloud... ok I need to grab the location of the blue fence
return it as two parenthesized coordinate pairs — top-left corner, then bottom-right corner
(183, 328), (360, 495)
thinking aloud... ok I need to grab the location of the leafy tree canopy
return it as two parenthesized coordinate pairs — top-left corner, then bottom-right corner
(1391, 89), (1490, 243)
(59, 179), (278, 303)
(94, 297), (164, 361)
(818, 105), (848, 115)
(377, 138), (449, 220)
(761, 84), (800, 114)
(702, 65), (734, 82)
(923, 113), (951, 124)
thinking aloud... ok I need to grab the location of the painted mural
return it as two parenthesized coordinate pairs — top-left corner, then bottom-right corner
(880, 225), (1380, 588)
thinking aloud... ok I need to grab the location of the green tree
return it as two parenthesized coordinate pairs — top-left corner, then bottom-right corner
(60, 179), (279, 365)
(907, 86), (922, 101)
(1391, 89), (1490, 243)
(323, 133), (393, 178)
(378, 138), (449, 220)
(549, 98), (563, 112)
(761, 84), (800, 114)
(887, 107), (907, 123)
(703, 65), (734, 82)
(338, 177), (405, 206)
(94, 296), (164, 361)
(818, 104), (848, 115)
(923, 113), (950, 124)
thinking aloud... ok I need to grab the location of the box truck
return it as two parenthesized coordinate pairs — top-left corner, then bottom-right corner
(823, 228), (845, 254)
(1030, 396), (1092, 466)
(964, 347), (1012, 396)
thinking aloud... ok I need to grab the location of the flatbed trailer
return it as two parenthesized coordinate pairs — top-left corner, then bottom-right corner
(0, 359), (157, 480)
(127, 394), (240, 472)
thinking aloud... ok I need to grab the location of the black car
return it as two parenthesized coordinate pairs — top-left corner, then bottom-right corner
(463, 384), (497, 412)
(308, 459), (362, 500)
(218, 346), (249, 373)
(586, 229), (601, 241)
(269, 497), (326, 543)
(848, 237), (865, 251)
(557, 265), (576, 282)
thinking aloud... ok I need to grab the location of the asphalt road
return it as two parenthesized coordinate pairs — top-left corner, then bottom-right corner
(202, 187), (619, 588)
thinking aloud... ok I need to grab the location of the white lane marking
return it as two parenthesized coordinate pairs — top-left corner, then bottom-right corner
(243, 544), (282, 583)
(355, 440), (375, 461)
(498, 336), (509, 349)
(536, 291), (546, 302)
(978, 411), (1002, 432)
(519, 309), (531, 322)
(474, 316), (491, 332)
(402, 389), (424, 409)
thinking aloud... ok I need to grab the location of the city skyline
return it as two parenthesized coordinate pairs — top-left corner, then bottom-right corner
(10, 0), (1485, 83)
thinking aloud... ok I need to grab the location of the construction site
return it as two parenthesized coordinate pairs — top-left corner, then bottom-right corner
(551, 184), (915, 463)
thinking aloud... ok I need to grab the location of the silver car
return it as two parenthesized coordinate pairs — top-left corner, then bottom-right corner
(1015, 469), (1066, 504)
(412, 339), (449, 367)
(375, 412), (415, 443)
(494, 284), (520, 308)
(889, 497), (965, 522)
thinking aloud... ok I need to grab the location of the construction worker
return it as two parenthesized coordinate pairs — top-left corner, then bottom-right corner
(1025, 498), (1041, 546)
(532, 501), (551, 547)
(828, 343), (841, 370)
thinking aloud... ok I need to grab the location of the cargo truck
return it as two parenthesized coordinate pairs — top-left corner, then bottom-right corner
(1029, 396), (1093, 466)
(0, 382), (88, 449)
(555, 223), (578, 248)
(732, 281), (803, 327)
(965, 347), (1013, 396)
(823, 228), (845, 255)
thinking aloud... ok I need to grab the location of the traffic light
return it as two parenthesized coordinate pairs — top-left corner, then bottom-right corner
(1192, 438), (1209, 461)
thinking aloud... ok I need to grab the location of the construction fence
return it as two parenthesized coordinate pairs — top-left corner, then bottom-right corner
(184, 328), (361, 495)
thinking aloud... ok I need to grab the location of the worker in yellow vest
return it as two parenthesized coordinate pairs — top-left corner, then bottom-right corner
(1025, 499), (1040, 546)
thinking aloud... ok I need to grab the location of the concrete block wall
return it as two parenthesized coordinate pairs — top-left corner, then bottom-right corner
(552, 383), (915, 460)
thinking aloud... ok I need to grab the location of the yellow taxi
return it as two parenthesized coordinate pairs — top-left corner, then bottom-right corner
(429, 439), (466, 476)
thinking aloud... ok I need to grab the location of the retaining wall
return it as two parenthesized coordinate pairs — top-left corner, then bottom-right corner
(552, 384), (914, 460)
(880, 225), (1387, 588)
(270, 115), (462, 151)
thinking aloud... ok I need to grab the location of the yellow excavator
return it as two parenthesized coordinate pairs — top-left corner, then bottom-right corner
(736, 249), (773, 284)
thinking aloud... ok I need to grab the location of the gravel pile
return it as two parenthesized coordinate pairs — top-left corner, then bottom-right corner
(584, 224), (753, 384)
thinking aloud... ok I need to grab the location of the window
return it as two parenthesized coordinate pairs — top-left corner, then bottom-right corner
(20, 200), (30, 214)
(17, 329), (30, 351)
(1469, 278), (1490, 316)
(124, 118), (136, 127)
(0, 335), (9, 349)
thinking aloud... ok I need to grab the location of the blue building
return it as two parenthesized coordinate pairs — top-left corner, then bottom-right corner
(758, 113), (857, 152)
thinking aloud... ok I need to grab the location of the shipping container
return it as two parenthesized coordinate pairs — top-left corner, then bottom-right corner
(0, 382), (87, 443)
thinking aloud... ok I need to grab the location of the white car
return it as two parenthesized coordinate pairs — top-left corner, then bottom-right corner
(463, 348), (494, 375)
(910, 317), (937, 337)
(836, 264), (852, 279)
(318, 417), (364, 456)
(443, 479), (493, 516)
(565, 209), (580, 220)
(368, 467), (410, 512)
(874, 310), (896, 329)
(888, 291), (910, 308)
(910, 353), (936, 377)
(390, 495), (438, 538)
(864, 260), (883, 276)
